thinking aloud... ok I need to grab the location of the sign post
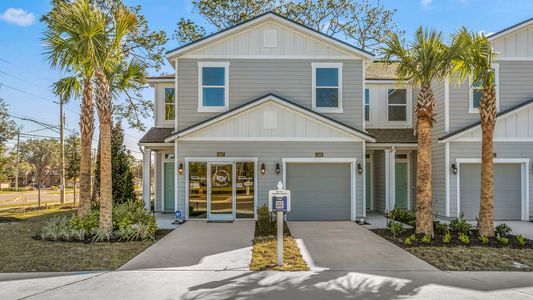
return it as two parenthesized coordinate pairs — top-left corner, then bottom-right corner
(269, 181), (291, 266)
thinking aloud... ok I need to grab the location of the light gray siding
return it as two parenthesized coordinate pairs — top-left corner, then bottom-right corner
(449, 142), (533, 218)
(177, 59), (363, 130)
(431, 81), (447, 215)
(176, 141), (364, 218)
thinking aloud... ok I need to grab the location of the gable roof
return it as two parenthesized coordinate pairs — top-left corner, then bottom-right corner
(139, 127), (174, 144)
(166, 11), (374, 60)
(439, 98), (533, 142)
(164, 93), (375, 142)
(366, 62), (399, 81)
(488, 17), (533, 41)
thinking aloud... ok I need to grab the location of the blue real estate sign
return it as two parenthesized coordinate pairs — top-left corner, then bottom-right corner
(272, 195), (288, 212)
(268, 182), (291, 213)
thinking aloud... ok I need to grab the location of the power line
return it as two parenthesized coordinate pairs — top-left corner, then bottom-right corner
(0, 70), (51, 91)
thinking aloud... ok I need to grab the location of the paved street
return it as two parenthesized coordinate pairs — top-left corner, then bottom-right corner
(0, 189), (76, 208)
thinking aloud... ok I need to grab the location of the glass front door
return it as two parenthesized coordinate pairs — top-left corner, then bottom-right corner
(208, 163), (234, 221)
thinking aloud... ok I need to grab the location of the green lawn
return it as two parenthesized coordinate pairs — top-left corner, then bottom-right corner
(0, 206), (170, 272)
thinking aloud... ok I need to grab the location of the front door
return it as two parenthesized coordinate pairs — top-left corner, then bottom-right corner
(395, 162), (408, 209)
(208, 163), (235, 221)
(163, 162), (175, 212)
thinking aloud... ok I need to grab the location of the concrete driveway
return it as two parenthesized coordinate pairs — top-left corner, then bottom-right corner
(288, 221), (437, 271)
(120, 220), (255, 271)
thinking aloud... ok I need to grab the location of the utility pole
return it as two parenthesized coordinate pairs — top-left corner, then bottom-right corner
(15, 129), (20, 192)
(59, 99), (65, 204)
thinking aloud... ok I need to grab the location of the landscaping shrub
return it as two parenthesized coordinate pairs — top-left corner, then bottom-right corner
(37, 200), (157, 242)
(449, 212), (473, 234)
(404, 234), (416, 246)
(255, 204), (276, 237)
(478, 235), (489, 246)
(495, 223), (512, 238)
(421, 234), (432, 244)
(387, 220), (405, 237)
(497, 236), (509, 246)
(442, 231), (451, 244)
(433, 220), (448, 235)
(386, 208), (416, 226)
(516, 235), (527, 247)
(458, 233), (470, 245)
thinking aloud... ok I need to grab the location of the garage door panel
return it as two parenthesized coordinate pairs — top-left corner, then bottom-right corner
(460, 163), (521, 220)
(287, 163), (351, 221)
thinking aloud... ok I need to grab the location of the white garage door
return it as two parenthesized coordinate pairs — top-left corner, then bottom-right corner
(460, 163), (522, 220)
(286, 163), (352, 220)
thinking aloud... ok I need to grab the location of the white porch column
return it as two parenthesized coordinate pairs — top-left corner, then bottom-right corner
(389, 147), (397, 210)
(142, 148), (152, 211)
(384, 149), (390, 212)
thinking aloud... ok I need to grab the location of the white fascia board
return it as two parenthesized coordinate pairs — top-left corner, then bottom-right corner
(488, 19), (533, 41)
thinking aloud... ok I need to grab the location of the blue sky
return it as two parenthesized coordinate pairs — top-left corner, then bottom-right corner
(0, 0), (532, 158)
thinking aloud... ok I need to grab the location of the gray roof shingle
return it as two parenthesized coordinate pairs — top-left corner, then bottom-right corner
(139, 127), (174, 144)
(366, 128), (417, 143)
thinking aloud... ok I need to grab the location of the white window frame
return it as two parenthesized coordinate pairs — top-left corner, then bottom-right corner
(386, 88), (408, 122)
(198, 61), (230, 112)
(312, 62), (343, 113)
(364, 88), (370, 121)
(469, 63), (499, 114)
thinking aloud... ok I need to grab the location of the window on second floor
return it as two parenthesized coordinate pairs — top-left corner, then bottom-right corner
(312, 63), (343, 113)
(164, 88), (175, 120)
(198, 62), (229, 112)
(364, 88), (370, 121)
(387, 89), (407, 121)
(469, 63), (499, 114)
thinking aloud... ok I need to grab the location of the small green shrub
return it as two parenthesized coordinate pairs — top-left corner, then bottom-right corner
(458, 233), (470, 245)
(497, 236), (509, 246)
(433, 220), (448, 235)
(91, 227), (112, 243)
(69, 210), (99, 232)
(386, 208), (416, 227)
(37, 216), (71, 241)
(478, 235), (490, 246)
(387, 221), (405, 237)
(442, 231), (451, 244)
(421, 234), (432, 244)
(449, 212), (473, 234)
(495, 224), (512, 238)
(255, 204), (275, 237)
(404, 234), (417, 246)
(516, 235), (527, 247)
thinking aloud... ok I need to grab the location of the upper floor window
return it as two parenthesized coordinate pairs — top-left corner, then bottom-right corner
(312, 63), (343, 113)
(387, 89), (407, 121)
(469, 63), (499, 114)
(198, 62), (229, 112)
(364, 88), (370, 121)
(164, 88), (175, 120)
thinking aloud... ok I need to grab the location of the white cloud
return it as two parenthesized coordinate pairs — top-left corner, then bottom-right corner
(0, 8), (36, 27)
(420, 0), (432, 7)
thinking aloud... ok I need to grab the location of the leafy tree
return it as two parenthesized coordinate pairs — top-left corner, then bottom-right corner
(111, 122), (136, 204)
(0, 99), (17, 181)
(452, 28), (497, 237)
(381, 27), (464, 234)
(19, 139), (60, 207)
(65, 133), (81, 203)
(174, 0), (398, 52)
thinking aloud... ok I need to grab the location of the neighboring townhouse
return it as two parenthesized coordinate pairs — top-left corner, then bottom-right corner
(139, 12), (532, 222)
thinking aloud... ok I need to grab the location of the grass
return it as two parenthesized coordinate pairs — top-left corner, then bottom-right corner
(250, 236), (309, 271)
(0, 205), (170, 272)
(407, 247), (533, 271)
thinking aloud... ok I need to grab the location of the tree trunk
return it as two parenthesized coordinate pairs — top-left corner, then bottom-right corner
(415, 83), (436, 234)
(73, 180), (76, 206)
(79, 79), (94, 217)
(478, 84), (497, 237)
(37, 185), (41, 209)
(95, 70), (113, 232)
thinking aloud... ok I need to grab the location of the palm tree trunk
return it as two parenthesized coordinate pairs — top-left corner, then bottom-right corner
(79, 79), (94, 218)
(478, 85), (497, 237)
(415, 83), (435, 234)
(95, 70), (113, 232)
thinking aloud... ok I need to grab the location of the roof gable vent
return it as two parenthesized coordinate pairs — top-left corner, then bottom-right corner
(263, 29), (277, 48)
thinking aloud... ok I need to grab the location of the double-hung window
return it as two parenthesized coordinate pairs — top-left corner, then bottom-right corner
(198, 62), (229, 112)
(387, 89), (407, 121)
(364, 88), (370, 121)
(469, 63), (499, 114)
(312, 63), (343, 113)
(164, 88), (175, 120)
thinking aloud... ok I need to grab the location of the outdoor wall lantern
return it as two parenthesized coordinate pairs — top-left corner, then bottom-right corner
(261, 163), (266, 175)
(451, 163), (458, 175)
(275, 163), (281, 175)
(178, 163), (184, 175)
(357, 163), (363, 174)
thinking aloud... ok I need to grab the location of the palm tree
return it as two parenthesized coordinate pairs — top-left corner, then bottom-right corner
(382, 27), (463, 234)
(42, 0), (104, 218)
(452, 28), (497, 237)
(92, 4), (138, 232)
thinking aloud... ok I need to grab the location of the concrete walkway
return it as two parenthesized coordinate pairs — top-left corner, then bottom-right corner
(120, 220), (255, 271)
(288, 221), (436, 271)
